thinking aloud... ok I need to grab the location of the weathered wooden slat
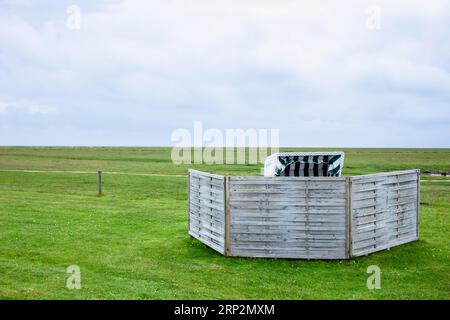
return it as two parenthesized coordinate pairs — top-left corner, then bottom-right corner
(190, 229), (224, 246)
(190, 235), (225, 255)
(191, 176), (224, 188)
(231, 211), (345, 219)
(190, 193), (224, 205)
(190, 231), (225, 247)
(231, 230), (346, 237)
(354, 210), (417, 226)
(352, 182), (417, 192)
(190, 177), (224, 185)
(231, 212), (346, 221)
(232, 225), (346, 232)
(231, 204), (345, 211)
(230, 192), (346, 200)
(189, 209), (224, 224)
(191, 189), (224, 200)
(191, 215), (225, 234)
(231, 233), (346, 241)
(190, 225), (225, 243)
(351, 194), (417, 208)
(230, 178), (347, 184)
(352, 225), (417, 244)
(230, 249), (346, 259)
(230, 198), (346, 205)
(352, 235), (418, 256)
(190, 199), (224, 212)
(384, 175), (419, 184)
(352, 232), (418, 251)
(351, 169), (418, 181)
(351, 188), (418, 201)
(353, 220), (417, 235)
(231, 184), (346, 192)
(231, 208), (345, 215)
(353, 221), (417, 235)
(190, 185), (224, 195)
(230, 245), (346, 254)
(231, 252), (346, 259)
(351, 202), (416, 217)
(231, 221), (346, 228)
(351, 178), (418, 190)
(189, 169), (224, 180)
(232, 216), (345, 223)
(189, 203), (225, 219)
(351, 198), (417, 211)
(189, 212), (224, 226)
(191, 180), (224, 190)
(230, 176), (346, 182)
(190, 217), (224, 233)
(231, 239), (346, 246)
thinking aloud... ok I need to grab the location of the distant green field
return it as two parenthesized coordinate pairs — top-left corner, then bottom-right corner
(0, 147), (449, 299)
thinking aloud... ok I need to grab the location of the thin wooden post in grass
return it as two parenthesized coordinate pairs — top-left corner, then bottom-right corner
(98, 171), (102, 195)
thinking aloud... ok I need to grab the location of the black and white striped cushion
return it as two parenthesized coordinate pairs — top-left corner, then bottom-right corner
(274, 154), (343, 177)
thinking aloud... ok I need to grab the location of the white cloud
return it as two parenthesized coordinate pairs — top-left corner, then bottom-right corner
(0, 100), (53, 114)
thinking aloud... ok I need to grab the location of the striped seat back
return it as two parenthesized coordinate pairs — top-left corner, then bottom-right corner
(264, 152), (345, 177)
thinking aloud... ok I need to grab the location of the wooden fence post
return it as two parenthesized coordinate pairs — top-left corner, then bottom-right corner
(416, 169), (420, 240)
(187, 170), (191, 233)
(345, 176), (352, 258)
(98, 171), (102, 195)
(224, 176), (231, 256)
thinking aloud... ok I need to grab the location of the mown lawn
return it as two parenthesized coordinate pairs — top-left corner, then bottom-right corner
(0, 147), (448, 299)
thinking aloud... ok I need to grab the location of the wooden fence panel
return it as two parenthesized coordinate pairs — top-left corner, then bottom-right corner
(188, 169), (226, 254)
(228, 177), (348, 259)
(350, 170), (420, 256)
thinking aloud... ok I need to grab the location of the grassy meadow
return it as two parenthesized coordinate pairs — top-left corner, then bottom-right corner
(0, 147), (449, 299)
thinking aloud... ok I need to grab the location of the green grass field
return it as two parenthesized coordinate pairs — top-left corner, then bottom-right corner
(0, 147), (449, 299)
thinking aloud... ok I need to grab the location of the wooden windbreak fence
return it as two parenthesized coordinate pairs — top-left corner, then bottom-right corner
(188, 169), (420, 259)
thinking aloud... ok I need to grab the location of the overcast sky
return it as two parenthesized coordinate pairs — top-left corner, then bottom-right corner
(0, 0), (449, 147)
